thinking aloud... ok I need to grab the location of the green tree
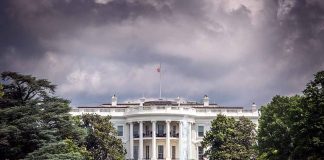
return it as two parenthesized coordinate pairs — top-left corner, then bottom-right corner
(0, 72), (126, 160)
(257, 71), (324, 160)
(257, 95), (301, 159)
(202, 115), (256, 160)
(80, 114), (126, 160)
(25, 139), (90, 160)
(0, 71), (55, 107)
(290, 71), (324, 159)
(0, 72), (84, 159)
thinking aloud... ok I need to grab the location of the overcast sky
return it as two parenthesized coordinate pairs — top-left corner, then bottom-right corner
(1, 0), (324, 107)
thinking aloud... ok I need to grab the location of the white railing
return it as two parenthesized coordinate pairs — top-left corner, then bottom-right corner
(70, 106), (259, 117)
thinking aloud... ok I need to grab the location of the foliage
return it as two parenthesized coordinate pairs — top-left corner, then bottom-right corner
(257, 95), (301, 160)
(0, 71), (126, 159)
(0, 84), (3, 98)
(0, 71), (56, 107)
(257, 71), (324, 160)
(80, 114), (126, 160)
(25, 139), (90, 160)
(202, 115), (256, 160)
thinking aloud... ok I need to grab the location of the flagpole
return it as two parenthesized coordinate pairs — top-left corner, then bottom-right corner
(159, 62), (162, 99)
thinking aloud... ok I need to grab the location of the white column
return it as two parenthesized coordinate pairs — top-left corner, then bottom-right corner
(166, 120), (171, 160)
(130, 122), (134, 159)
(139, 121), (143, 160)
(151, 121), (156, 160)
(178, 121), (182, 159)
(188, 122), (192, 160)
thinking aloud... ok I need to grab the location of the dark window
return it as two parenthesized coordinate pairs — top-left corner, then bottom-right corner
(134, 125), (139, 138)
(158, 145), (164, 159)
(117, 126), (123, 136)
(134, 146), (138, 160)
(145, 146), (150, 159)
(158, 124), (164, 136)
(198, 126), (204, 137)
(172, 146), (176, 159)
(198, 146), (204, 160)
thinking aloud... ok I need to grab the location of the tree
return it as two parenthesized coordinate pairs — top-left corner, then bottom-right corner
(0, 71), (56, 107)
(80, 114), (126, 160)
(0, 72), (126, 159)
(257, 95), (301, 160)
(25, 139), (91, 160)
(202, 115), (256, 160)
(257, 71), (324, 160)
(0, 72), (84, 159)
(290, 71), (324, 159)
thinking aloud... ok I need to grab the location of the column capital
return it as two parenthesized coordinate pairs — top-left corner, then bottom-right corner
(151, 120), (156, 123)
(166, 120), (171, 123)
(137, 120), (143, 123)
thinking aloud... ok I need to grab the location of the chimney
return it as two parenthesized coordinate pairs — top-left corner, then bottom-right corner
(139, 97), (145, 106)
(112, 95), (117, 106)
(252, 102), (257, 112)
(175, 96), (181, 106)
(203, 95), (209, 106)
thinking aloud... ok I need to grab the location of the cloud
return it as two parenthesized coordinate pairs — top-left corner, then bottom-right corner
(0, 0), (323, 107)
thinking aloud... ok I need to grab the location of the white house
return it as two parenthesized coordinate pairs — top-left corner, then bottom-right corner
(70, 95), (259, 160)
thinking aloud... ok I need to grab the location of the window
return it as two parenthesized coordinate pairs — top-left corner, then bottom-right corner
(172, 146), (176, 159)
(158, 145), (164, 159)
(198, 146), (204, 160)
(134, 125), (139, 138)
(145, 146), (150, 159)
(158, 124), (164, 136)
(198, 126), (204, 137)
(172, 126), (176, 135)
(117, 126), (123, 136)
(134, 146), (138, 160)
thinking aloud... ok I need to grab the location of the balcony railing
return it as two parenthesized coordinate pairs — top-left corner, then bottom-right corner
(70, 106), (259, 118)
(170, 132), (179, 138)
(156, 133), (166, 137)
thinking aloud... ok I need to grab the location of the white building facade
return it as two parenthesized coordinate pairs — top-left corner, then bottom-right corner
(70, 95), (259, 160)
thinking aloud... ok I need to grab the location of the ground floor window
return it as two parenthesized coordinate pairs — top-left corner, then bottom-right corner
(158, 145), (164, 159)
(172, 146), (176, 159)
(145, 145), (150, 159)
(198, 146), (204, 160)
(134, 146), (138, 160)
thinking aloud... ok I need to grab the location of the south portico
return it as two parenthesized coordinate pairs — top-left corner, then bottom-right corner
(126, 116), (195, 160)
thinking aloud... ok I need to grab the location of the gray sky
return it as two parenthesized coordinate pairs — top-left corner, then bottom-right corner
(1, 0), (324, 107)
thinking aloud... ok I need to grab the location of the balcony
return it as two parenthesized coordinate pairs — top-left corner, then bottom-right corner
(170, 132), (179, 138)
(156, 133), (166, 137)
(143, 132), (152, 137)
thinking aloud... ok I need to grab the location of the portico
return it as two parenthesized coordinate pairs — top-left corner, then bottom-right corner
(128, 120), (190, 160)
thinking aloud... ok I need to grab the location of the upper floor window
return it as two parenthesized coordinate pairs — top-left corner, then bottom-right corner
(158, 124), (165, 135)
(117, 125), (123, 136)
(198, 126), (204, 137)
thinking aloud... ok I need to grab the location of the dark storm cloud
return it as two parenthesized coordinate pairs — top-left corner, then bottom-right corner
(0, 0), (323, 107)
